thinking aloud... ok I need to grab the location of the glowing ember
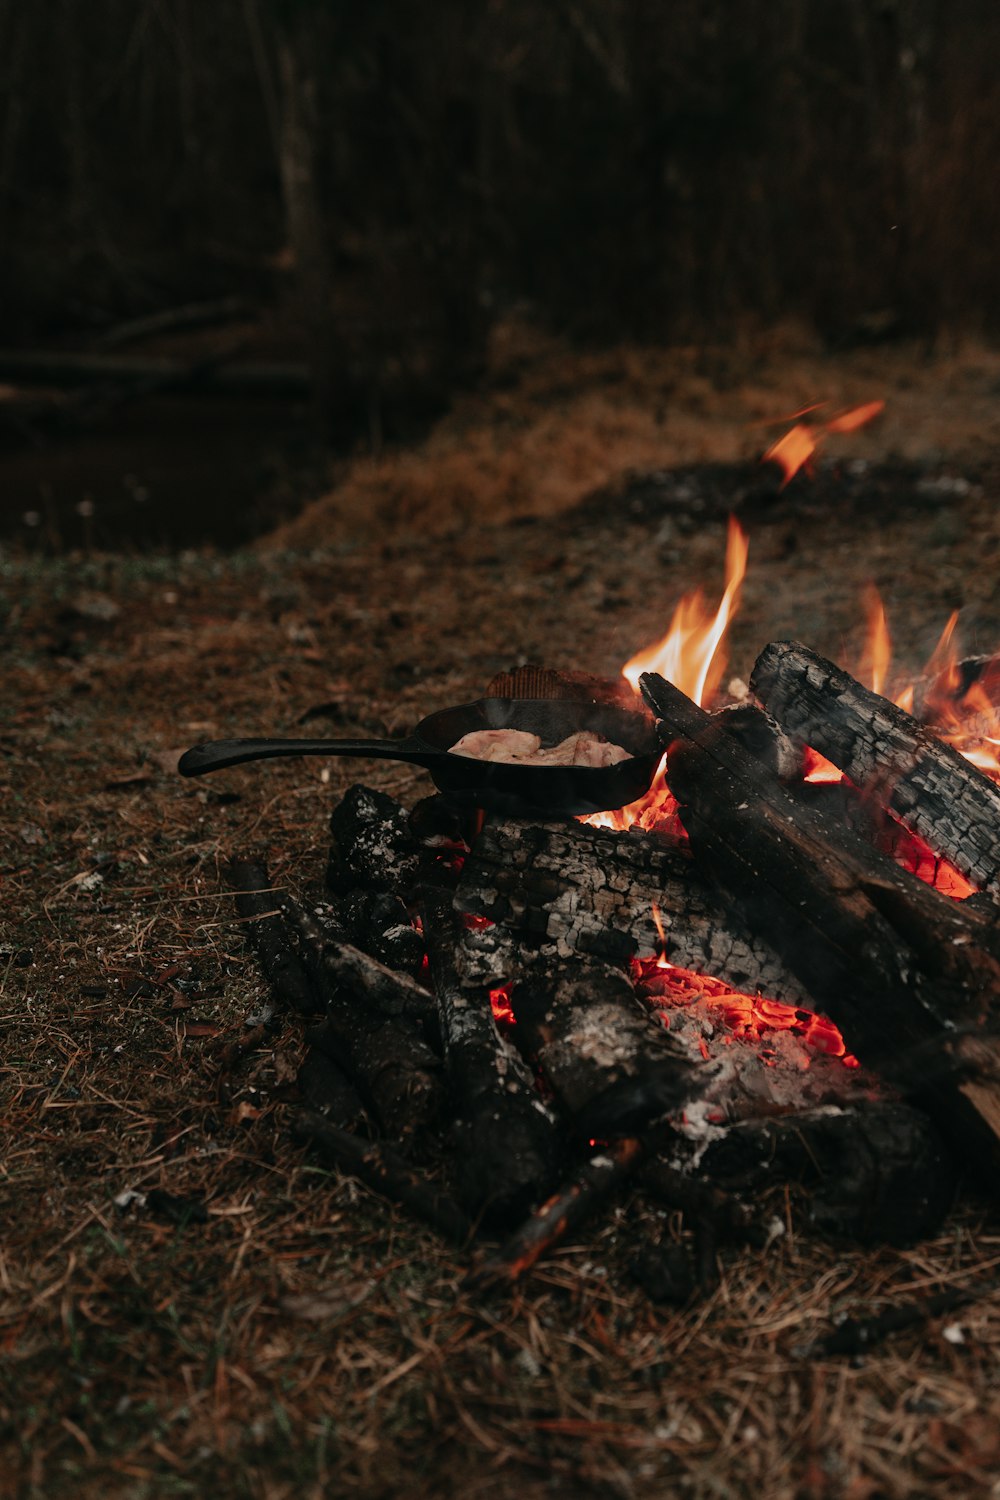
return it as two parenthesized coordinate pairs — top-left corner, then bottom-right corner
(762, 399), (885, 487)
(489, 983), (515, 1026)
(632, 952), (859, 1069)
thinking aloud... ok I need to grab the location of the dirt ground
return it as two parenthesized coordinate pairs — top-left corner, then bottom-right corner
(4, 335), (1000, 1498)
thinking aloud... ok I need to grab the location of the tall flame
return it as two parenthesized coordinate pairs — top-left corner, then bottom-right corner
(622, 516), (749, 705)
(584, 518), (748, 832)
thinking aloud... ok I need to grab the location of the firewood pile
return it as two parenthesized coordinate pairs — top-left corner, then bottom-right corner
(225, 641), (1000, 1299)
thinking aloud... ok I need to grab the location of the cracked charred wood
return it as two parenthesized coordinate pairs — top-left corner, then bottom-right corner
(637, 1161), (766, 1246)
(326, 783), (424, 897)
(751, 641), (1000, 896)
(284, 899), (436, 1034)
(639, 670), (1000, 1164)
(292, 1111), (473, 1245)
(510, 956), (706, 1138)
(228, 856), (321, 1016)
(462, 1137), (644, 1291)
(285, 900), (443, 1138)
(689, 1102), (955, 1246)
(421, 890), (561, 1224)
(458, 818), (809, 1003)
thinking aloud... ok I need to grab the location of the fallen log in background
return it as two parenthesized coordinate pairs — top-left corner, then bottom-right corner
(422, 891), (562, 1223)
(639, 672), (1000, 1166)
(752, 640), (1000, 896)
(459, 818), (810, 1003)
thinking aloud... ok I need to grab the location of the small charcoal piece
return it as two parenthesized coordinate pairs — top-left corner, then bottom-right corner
(327, 783), (423, 897)
(421, 890), (561, 1224)
(806, 1284), (988, 1358)
(463, 1137), (644, 1291)
(292, 1111), (472, 1244)
(287, 900), (436, 1033)
(286, 899), (444, 1138)
(297, 1048), (368, 1128)
(510, 956), (706, 1138)
(638, 1161), (765, 1246)
(459, 817), (809, 1002)
(751, 640), (1000, 896)
(628, 1239), (699, 1306)
(228, 856), (321, 1016)
(341, 891), (426, 977)
(640, 670), (1000, 1168)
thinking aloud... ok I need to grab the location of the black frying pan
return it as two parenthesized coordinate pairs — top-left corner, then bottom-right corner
(177, 697), (661, 817)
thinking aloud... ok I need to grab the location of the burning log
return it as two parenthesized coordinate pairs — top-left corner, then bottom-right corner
(421, 890), (562, 1223)
(509, 956), (704, 1138)
(463, 1137), (644, 1291)
(284, 900), (444, 1138)
(459, 817), (809, 1003)
(751, 641), (1000, 896)
(292, 1111), (473, 1245)
(228, 856), (321, 1016)
(639, 671), (1000, 1164)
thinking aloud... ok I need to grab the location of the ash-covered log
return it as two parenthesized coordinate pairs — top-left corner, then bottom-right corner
(640, 671), (1000, 1165)
(283, 904), (436, 1033)
(421, 891), (561, 1223)
(751, 641), (1000, 896)
(510, 956), (706, 1138)
(326, 784), (424, 897)
(459, 818), (809, 1003)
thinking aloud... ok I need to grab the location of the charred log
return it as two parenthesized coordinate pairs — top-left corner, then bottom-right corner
(510, 956), (705, 1138)
(751, 641), (1000, 896)
(292, 1111), (472, 1245)
(422, 891), (561, 1224)
(228, 856), (320, 1016)
(690, 1102), (955, 1246)
(459, 818), (809, 1003)
(326, 784), (424, 897)
(341, 890), (426, 977)
(297, 1049), (368, 1129)
(283, 899), (436, 1033)
(640, 671), (1000, 1164)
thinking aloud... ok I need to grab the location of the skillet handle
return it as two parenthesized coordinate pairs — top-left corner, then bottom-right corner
(177, 736), (425, 777)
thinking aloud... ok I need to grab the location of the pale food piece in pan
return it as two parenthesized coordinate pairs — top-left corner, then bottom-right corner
(449, 727), (631, 767)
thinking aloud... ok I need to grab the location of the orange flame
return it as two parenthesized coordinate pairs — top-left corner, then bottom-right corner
(584, 519), (747, 832)
(762, 400), (885, 487)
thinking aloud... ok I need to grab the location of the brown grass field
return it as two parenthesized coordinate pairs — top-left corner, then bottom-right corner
(4, 332), (1000, 1498)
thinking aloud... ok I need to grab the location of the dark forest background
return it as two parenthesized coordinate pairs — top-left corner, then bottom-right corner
(2, 0), (999, 547)
(4, 2), (1000, 365)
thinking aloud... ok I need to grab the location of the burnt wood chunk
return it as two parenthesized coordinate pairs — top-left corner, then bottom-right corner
(286, 900), (443, 1138)
(463, 1137), (645, 1290)
(341, 891), (426, 977)
(639, 670), (1000, 1166)
(326, 783), (423, 897)
(297, 1049), (368, 1129)
(422, 891), (561, 1224)
(458, 818), (808, 1003)
(511, 956), (706, 1138)
(228, 856), (321, 1016)
(286, 901), (436, 1032)
(689, 1101), (955, 1246)
(751, 640), (1000, 896)
(292, 1111), (472, 1245)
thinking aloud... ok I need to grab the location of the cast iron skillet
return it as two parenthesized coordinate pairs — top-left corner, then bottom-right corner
(177, 697), (661, 817)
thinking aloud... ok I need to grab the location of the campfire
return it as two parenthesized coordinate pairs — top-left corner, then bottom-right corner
(181, 422), (1000, 1299)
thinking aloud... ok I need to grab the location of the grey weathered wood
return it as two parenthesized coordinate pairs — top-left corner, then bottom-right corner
(752, 640), (1000, 896)
(458, 818), (809, 1004)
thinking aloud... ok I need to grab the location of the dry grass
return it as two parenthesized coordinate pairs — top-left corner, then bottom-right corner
(271, 322), (1000, 546)
(4, 346), (1000, 1497)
